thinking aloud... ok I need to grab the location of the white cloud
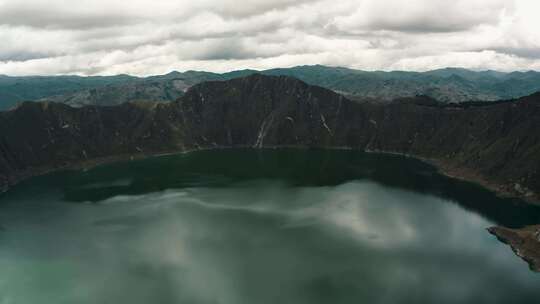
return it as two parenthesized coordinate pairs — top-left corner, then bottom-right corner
(0, 0), (538, 76)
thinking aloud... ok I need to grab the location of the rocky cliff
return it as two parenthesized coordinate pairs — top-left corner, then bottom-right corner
(488, 225), (540, 272)
(1, 74), (539, 202)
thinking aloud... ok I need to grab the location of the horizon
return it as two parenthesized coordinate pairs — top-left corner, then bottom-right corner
(1, 64), (539, 78)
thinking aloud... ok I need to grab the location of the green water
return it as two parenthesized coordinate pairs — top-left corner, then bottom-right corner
(1, 149), (540, 304)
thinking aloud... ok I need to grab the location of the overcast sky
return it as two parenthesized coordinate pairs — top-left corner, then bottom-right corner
(0, 0), (539, 76)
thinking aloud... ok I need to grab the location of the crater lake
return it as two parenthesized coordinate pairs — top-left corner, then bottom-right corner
(1, 149), (540, 304)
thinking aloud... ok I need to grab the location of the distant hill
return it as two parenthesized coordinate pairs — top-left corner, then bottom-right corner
(2, 65), (540, 109)
(37, 70), (265, 108)
(259, 65), (540, 103)
(0, 74), (137, 110)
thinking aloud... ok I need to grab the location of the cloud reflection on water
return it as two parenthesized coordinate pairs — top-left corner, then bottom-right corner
(1, 179), (539, 304)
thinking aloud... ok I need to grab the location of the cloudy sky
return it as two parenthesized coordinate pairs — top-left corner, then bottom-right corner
(0, 0), (539, 76)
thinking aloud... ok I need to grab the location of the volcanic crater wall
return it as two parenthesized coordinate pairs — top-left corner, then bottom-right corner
(0, 74), (539, 201)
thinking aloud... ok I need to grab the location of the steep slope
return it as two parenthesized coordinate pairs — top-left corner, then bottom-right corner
(6, 65), (540, 109)
(41, 78), (188, 107)
(0, 75), (539, 204)
(36, 71), (226, 108)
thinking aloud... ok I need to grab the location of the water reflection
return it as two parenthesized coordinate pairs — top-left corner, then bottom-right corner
(0, 149), (539, 304)
(30, 149), (540, 227)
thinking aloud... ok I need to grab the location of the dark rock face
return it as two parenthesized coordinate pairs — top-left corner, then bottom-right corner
(488, 225), (540, 272)
(1, 74), (540, 203)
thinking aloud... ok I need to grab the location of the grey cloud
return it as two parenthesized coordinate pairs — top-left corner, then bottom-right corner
(332, 0), (509, 34)
(357, 11), (502, 34)
(0, 0), (314, 31)
(491, 47), (540, 60)
(179, 38), (281, 61)
(364, 19), (478, 34)
(0, 51), (54, 62)
(189, 45), (257, 61)
(206, 0), (316, 18)
(0, 6), (142, 30)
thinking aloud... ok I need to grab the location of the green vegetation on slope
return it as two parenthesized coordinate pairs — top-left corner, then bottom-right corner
(2, 65), (540, 109)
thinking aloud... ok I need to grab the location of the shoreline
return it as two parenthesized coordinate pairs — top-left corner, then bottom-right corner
(3, 145), (539, 274)
(488, 225), (540, 272)
(364, 149), (540, 206)
(1, 145), (538, 206)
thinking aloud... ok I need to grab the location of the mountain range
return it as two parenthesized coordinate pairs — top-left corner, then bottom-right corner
(2, 65), (540, 110)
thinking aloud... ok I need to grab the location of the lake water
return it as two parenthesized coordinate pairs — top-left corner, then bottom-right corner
(1, 149), (540, 304)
